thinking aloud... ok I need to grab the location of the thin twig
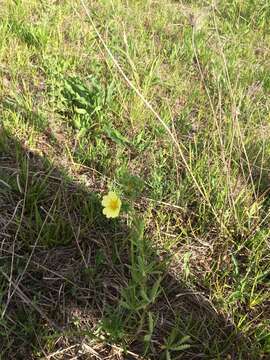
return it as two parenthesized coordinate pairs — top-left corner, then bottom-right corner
(41, 345), (78, 360)
(6, 156), (29, 316)
(2, 188), (61, 317)
(1, 269), (59, 330)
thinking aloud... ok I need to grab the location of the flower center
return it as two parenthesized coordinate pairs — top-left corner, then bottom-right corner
(109, 199), (118, 210)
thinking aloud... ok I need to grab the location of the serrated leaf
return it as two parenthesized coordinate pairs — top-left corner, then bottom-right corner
(64, 81), (76, 95)
(231, 254), (239, 276)
(106, 81), (115, 103)
(150, 277), (161, 302)
(119, 301), (132, 310)
(74, 107), (87, 114)
(148, 312), (154, 333)
(144, 334), (151, 342)
(73, 118), (82, 129)
(140, 288), (150, 303)
(167, 327), (178, 344)
(131, 269), (143, 283)
(75, 94), (89, 106)
(170, 344), (191, 351)
(103, 124), (129, 146)
(178, 335), (191, 344)
(34, 203), (42, 227)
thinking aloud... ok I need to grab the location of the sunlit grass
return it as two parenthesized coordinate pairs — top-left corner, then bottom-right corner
(0, 0), (270, 358)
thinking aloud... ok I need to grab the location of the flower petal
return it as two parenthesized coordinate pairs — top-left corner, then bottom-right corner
(101, 195), (110, 207)
(108, 191), (118, 200)
(108, 209), (119, 218)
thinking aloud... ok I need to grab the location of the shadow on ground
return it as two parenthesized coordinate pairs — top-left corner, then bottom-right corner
(0, 127), (255, 359)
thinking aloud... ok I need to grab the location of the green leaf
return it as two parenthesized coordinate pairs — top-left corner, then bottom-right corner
(73, 118), (82, 129)
(148, 312), (154, 333)
(170, 344), (191, 351)
(64, 81), (76, 95)
(106, 81), (115, 103)
(119, 170), (145, 199)
(119, 301), (132, 310)
(178, 335), (191, 344)
(144, 334), (151, 342)
(140, 288), (150, 303)
(150, 277), (161, 302)
(183, 252), (191, 279)
(103, 124), (129, 146)
(74, 107), (87, 114)
(166, 350), (171, 360)
(231, 254), (239, 276)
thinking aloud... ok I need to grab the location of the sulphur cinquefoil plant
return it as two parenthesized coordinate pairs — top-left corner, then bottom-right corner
(99, 172), (191, 357)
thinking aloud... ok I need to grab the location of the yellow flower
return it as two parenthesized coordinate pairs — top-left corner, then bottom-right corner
(101, 191), (121, 218)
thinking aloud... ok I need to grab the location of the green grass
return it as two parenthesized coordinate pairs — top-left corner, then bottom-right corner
(1, 0), (270, 358)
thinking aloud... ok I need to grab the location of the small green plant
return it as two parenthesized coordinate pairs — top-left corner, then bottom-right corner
(98, 173), (165, 355)
(161, 328), (191, 360)
(61, 76), (105, 135)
